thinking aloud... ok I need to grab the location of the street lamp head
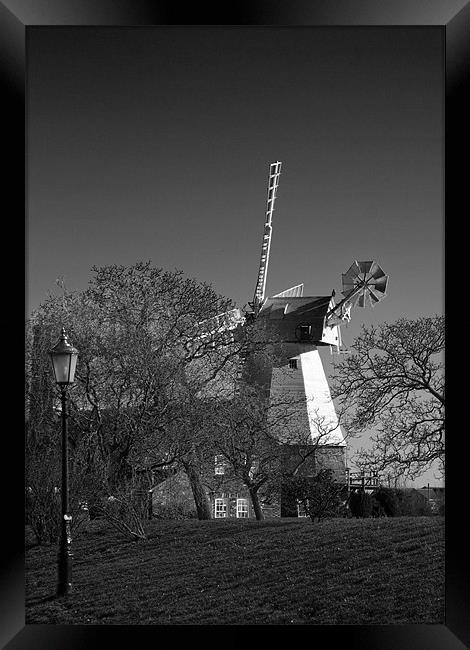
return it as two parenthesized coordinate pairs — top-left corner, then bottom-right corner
(49, 327), (79, 386)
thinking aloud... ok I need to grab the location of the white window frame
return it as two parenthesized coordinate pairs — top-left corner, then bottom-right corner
(248, 458), (259, 479)
(236, 498), (249, 518)
(214, 455), (225, 475)
(214, 498), (227, 518)
(296, 499), (309, 518)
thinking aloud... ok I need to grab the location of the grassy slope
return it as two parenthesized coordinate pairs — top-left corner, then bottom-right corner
(25, 517), (444, 625)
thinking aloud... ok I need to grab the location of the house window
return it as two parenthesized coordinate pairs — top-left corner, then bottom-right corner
(248, 458), (259, 479)
(214, 498), (227, 518)
(236, 498), (249, 518)
(289, 358), (298, 370)
(296, 500), (309, 518)
(214, 455), (225, 475)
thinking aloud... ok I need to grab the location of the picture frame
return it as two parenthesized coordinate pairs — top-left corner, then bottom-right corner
(3, 0), (467, 646)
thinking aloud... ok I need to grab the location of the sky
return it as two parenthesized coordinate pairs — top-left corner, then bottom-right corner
(27, 26), (444, 486)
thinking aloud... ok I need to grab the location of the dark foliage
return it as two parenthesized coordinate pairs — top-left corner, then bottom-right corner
(371, 488), (432, 517)
(395, 489), (433, 516)
(153, 503), (198, 520)
(283, 469), (345, 522)
(372, 487), (400, 517)
(348, 490), (374, 518)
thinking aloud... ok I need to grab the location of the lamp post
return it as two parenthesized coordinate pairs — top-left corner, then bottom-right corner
(49, 327), (79, 597)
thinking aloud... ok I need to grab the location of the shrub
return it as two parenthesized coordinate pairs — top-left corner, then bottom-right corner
(283, 469), (345, 523)
(373, 487), (400, 517)
(25, 485), (60, 545)
(25, 422), (103, 545)
(26, 484), (90, 546)
(348, 490), (374, 518)
(25, 443), (90, 545)
(370, 488), (433, 517)
(90, 487), (153, 540)
(153, 503), (198, 520)
(396, 489), (432, 516)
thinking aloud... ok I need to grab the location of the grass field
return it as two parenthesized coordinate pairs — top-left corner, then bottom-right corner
(25, 516), (444, 625)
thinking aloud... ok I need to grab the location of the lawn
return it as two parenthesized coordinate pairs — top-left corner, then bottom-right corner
(25, 516), (444, 625)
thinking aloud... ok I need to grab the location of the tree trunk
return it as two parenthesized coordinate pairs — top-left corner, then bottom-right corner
(107, 447), (132, 493)
(182, 454), (212, 520)
(249, 487), (264, 521)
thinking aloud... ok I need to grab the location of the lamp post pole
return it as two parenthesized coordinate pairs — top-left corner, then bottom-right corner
(58, 385), (73, 596)
(49, 327), (78, 597)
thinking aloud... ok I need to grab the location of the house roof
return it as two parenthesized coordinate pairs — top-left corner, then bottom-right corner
(416, 487), (445, 496)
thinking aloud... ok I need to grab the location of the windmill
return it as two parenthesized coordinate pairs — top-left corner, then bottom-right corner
(198, 162), (388, 496)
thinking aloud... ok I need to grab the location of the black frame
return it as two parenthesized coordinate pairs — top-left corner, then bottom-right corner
(4, 0), (468, 647)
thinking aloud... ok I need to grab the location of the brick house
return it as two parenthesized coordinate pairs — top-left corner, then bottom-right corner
(150, 442), (346, 520)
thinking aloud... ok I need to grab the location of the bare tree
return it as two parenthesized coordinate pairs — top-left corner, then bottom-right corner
(331, 316), (444, 480)
(26, 262), (244, 525)
(206, 384), (280, 520)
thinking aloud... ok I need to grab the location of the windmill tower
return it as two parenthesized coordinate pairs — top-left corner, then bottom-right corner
(241, 163), (388, 498)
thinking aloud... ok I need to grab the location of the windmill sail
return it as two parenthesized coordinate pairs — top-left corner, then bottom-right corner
(252, 161), (282, 313)
(193, 308), (244, 341)
(272, 284), (304, 298)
